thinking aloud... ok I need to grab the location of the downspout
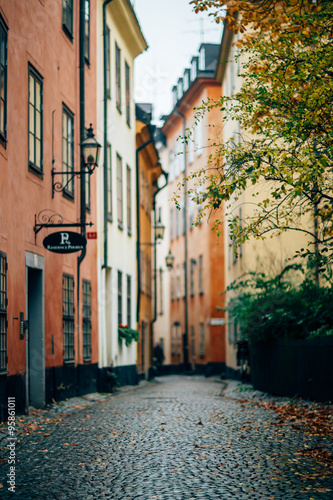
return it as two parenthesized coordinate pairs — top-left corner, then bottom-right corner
(175, 107), (189, 371)
(152, 169), (168, 324)
(136, 135), (154, 322)
(102, 0), (115, 269)
(77, 0), (86, 376)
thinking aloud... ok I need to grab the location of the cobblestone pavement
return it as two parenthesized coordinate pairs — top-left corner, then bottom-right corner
(1, 376), (333, 499)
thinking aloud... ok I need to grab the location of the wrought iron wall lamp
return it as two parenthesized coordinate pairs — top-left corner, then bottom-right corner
(51, 124), (101, 197)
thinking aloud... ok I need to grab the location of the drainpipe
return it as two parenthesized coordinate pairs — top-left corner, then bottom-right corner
(102, 0), (115, 269)
(77, 0), (86, 376)
(136, 135), (154, 322)
(175, 107), (189, 371)
(152, 169), (168, 324)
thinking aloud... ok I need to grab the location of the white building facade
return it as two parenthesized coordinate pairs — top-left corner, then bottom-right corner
(96, 0), (147, 385)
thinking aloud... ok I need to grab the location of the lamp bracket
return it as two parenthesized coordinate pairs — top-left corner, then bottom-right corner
(34, 210), (93, 243)
(52, 167), (93, 197)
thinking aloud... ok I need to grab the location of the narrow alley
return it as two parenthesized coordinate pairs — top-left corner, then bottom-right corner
(1, 376), (332, 499)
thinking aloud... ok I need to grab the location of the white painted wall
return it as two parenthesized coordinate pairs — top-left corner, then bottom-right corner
(96, 0), (145, 369)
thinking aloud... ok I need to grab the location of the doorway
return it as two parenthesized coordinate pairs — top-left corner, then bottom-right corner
(26, 253), (45, 409)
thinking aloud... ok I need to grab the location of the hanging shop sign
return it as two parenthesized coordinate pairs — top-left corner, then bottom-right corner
(43, 231), (87, 254)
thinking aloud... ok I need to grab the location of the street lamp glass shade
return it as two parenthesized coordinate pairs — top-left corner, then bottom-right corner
(165, 249), (175, 269)
(80, 124), (102, 171)
(155, 219), (165, 240)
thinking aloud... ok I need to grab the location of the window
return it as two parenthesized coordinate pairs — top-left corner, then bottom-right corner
(198, 254), (203, 294)
(117, 271), (122, 326)
(171, 325), (176, 356)
(127, 275), (131, 327)
(62, 105), (74, 197)
(85, 171), (90, 210)
(115, 43), (121, 112)
(63, 274), (75, 362)
(182, 262), (186, 298)
(190, 259), (195, 297)
(117, 153), (123, 228)
(169, 148), (174, 182)
(140, 251), (145, 292)
(191, 57), (197, 81)
(145, 178), (149, 213)
(0, 252), (7, 372)
(140, 171), (144, 207)
(189, 195), (195, 229)
(82, 280), (91, 361)
(170, 208), (174, 241)
(176, 208), (179, 238)
(199, 47), (205, 71)
(170, 273), (175, 302)
(125, 61), (130, 127)
(182, 199), (186, 235)
(191, 325), (195, 361)
(176, 265), (180, 300)
(188, 128), (194, 164)
(159, 268), (163, 315)
(105, 26), (111, 98)
(0, 17), (8, 147)
(84, 0), (90, 63)
(196, 118), (203, 156)
(126, 165), (132, 234)
(106, 143), (112, 219)
(176, 324), (181, 357)
(28, 66), (43, 174)
(62, 0), (73, 38)
(199, 323), (205, 357)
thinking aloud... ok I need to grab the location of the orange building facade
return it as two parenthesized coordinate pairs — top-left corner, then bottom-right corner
(135, 104), (166, 379)
(0, 0), (98, 416)
(161, 44), (226, 375)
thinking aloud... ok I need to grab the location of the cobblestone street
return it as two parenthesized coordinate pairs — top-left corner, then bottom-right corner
(0, 376), (332, 499)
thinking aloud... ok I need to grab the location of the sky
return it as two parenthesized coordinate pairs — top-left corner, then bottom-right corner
(132, 0), (223, 125)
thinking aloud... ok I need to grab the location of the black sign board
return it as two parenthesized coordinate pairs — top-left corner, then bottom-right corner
(43, 231), (87, 254)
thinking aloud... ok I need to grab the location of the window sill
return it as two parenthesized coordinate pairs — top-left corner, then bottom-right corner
(127, 229), (132, 237)
(0, 370), (9, 376)
(63, 190), (75, 202)
(116, 104), (122, 115)
(28, 163), (44, 179)
(83, 357), (92, 363)
(62, 24), (73, 42)
(0, 132), (7, 149)
(63, 359), (75, 365)
(118, 222), (124, 231)
(107, 214), (113, 223)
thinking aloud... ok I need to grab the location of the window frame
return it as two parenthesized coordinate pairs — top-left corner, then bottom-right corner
(0, 252), (7, 373)
(62, 0), (74, 40)
(62, 104), (75, 199)
(105, 26), (111, 98)
(82, 279), (92, 361)
(84, 0), (90, 64)
(126, 275), (131, 328)
(117, 271), (122, 327)
(116, 153), (123, 229)
(106, 143), (112, 220)
(28, 64), (43, 176)
(125, 61), (130, 127)
(198, 254), (203, 295)
(159, 267), (163, 315)
(126, 164), (132, 235)
(63, 274), (75, 363)
(115, 42), (121, 113)
(0, 16), (8, 148)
